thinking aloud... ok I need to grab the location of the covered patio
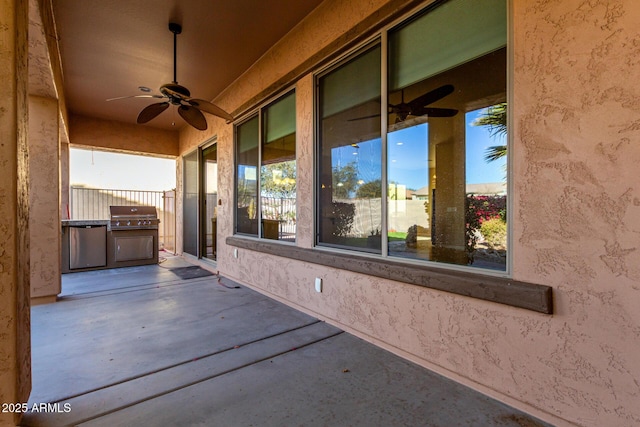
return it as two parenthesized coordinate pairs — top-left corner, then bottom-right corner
(22, 253), (550, 426)
(3, 1), (640, 426)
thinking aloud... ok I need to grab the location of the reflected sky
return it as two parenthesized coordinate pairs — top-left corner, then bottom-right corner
(331, 108), (506, 191)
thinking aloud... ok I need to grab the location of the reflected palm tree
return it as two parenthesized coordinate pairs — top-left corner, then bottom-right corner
(483, 145), (507, 163)
(472, 103), (506, 163)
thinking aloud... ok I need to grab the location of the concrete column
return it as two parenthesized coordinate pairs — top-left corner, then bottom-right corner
(294, 74), (314, 248)
(29, 95), (61, 303)
(432, 116), (467, 265)
(0, 0), (32, 425)
(60, 138), (70, 220)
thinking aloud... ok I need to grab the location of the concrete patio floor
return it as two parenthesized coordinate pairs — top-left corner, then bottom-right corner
(22, 253), (553, 427)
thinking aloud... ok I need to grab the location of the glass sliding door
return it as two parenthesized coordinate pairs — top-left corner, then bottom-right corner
(183, 150), (198, 257)
(202, 145), (218, 260)
(182, 143), (219, 261)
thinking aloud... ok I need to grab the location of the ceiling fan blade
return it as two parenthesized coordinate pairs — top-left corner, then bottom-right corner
(347, 114), (381, 122)
(107, 94), (165, 102)
(188, 99), (234, 121)
(411, 107), (458, 117)
(137, 102), (170, 124)
(409, 106), (458, 118)
(178, 105), (208, 130)
(407, 84), (455, 110)
(419, 107), (459, 117)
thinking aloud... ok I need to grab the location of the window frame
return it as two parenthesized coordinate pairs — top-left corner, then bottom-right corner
(233, 88), (297, 242)
(314, 40), (383, 254)
(227, 0), (553, 314)
(313, 0), (511, 277)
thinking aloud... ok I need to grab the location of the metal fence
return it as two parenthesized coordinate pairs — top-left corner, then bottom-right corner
(70, 186), (175, 250)
(163, 190), (176, 253)
(70, 187), (296, 247)
(261, 196), (296, 238)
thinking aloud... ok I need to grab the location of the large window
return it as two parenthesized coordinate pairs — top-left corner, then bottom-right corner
(317, 0), (507, 271)
(236, 91), (296, 241)
(318, 44), (382, 252)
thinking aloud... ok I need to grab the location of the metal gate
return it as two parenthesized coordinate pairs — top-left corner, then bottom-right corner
(163, 190), (176, 253)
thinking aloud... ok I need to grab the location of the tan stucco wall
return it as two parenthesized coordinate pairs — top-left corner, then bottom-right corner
(28, 95), (61, 302)
(69, 114), (180, 157)
(0, 0), (31, 425)
(511, 1), (640, 425)
(60, 138), (69, 220)
(177, 1), (640, 426)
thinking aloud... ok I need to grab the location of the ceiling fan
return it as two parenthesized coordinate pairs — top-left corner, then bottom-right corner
(107, 22), (233, 130)
(349, 84), (458, 123)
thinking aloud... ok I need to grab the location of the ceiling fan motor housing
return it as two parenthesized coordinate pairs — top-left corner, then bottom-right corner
(168, 22), (182, 34)
(160, 83), (191, 104)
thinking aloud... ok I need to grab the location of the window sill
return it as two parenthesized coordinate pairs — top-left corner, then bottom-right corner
(226, 236), (552, 314)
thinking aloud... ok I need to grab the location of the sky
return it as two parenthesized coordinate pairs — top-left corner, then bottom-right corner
(465, 109), (506, 184)
(70, 148), (176, 191)
(331, 107), (507, 191)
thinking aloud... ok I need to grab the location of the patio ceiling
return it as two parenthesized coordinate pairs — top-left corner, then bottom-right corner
(48, 0), (324, 131)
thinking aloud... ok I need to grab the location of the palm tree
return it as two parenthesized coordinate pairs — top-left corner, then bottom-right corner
(483, 145), (507, 163)
(472, 103), (507, 163)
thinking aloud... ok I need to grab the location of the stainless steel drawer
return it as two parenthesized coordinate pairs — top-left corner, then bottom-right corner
(69, 225), (107, 269)
(113, 235), (154, 261)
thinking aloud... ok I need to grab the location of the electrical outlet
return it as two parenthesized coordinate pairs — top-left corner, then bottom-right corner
(314, 277), (322, 293)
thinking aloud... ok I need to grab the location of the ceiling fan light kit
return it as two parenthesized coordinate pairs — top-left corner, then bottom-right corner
(108, 22), (233, 130)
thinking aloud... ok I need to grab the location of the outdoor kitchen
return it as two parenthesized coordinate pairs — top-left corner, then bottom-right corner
(61, 205), (160, 273)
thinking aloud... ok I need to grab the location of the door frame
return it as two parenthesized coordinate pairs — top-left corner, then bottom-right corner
(200, 139), (218, 261)
(182, 136), (218, 262)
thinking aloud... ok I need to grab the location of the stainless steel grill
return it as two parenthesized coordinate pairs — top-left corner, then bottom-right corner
(109, 206), (159, 231)
(108, 206), (159, 267)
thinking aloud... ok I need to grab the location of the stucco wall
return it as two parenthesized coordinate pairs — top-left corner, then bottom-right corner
(511, 1), (640, 425)
(28, 95), (61, 301)
(177, 1), (640, 426)
(0, 0), (31, 425)
(69, 114), (179, 157)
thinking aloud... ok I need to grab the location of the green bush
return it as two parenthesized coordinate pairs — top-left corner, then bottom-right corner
(480, 218), (507, 249)
(331, 202), (355, 237)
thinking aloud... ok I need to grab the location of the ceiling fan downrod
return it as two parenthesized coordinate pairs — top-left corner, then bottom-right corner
(168, 22), (182, 84)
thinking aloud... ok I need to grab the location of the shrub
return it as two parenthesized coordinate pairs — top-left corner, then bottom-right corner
(331, 202), (355, 237)
(480, 218), (507, 249)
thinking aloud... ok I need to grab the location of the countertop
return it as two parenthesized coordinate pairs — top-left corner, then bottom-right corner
(62, 219), (109, 227)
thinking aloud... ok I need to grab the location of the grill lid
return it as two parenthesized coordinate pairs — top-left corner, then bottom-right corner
(109, 205), (158, 219)
(108, 206), (159, 230)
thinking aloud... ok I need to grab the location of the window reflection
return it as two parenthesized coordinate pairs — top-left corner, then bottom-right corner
(203, 145), (218, 260)
(236, 116), (259, 235)
(236, 92), (296, 240)
(385, 0), (507, 270)
(387, 124), (431, 259)
(315, 0), (508, 270)
(386, 49), (507, 270)
(318, 45), (382, 252)
(261, 92), (296, 241)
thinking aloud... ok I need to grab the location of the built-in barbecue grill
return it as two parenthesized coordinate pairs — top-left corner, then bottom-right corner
(108, 206), (160, 231)
(108, 206), (159, 267)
